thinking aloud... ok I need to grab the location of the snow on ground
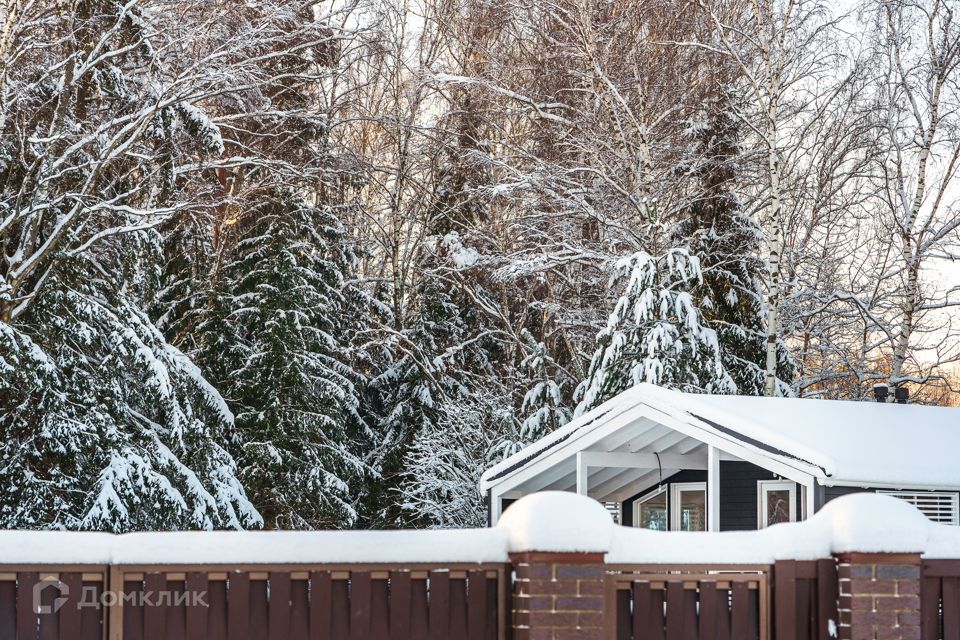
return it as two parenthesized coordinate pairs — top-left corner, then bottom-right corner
(1, 492), (959, 564)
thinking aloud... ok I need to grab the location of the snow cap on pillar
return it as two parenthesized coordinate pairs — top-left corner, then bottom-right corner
(496, 491), (613, 554)
(816, 492), (928, 554)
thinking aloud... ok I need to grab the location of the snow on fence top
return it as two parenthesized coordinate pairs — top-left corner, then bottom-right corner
(2, 492), (960, 565)
(497, 491), (960, 563)
(0, 528), (510, 566)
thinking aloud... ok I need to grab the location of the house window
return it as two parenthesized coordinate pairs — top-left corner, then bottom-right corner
(671, 482), (707, 532)
(758, 480), (796, 528)
(634, 487), (668, 531)
(877, 491), (960, 525)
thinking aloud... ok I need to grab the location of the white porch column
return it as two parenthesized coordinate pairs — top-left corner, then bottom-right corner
(804, 480), (816, 520)
(576, 452), (588, 496)
(490, 489), (503, 525)
(707, 445), (720, 532)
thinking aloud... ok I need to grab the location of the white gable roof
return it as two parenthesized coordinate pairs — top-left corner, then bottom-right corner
(481, 384), (960, 496)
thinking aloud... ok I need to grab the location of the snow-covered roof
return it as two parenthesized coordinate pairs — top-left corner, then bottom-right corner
(481, 383), (960, 499)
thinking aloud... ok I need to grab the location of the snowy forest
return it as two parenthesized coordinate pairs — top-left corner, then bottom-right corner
(1, 0), (959, 532)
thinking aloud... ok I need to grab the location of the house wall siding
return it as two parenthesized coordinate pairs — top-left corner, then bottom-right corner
(823, 485), (960, 505)
(621, 461), (801, 531)
(621, 469), (705, 527)
(823, 485), (868, 503)
(719, 461), (792, 530)
(496, 471), (960, 529)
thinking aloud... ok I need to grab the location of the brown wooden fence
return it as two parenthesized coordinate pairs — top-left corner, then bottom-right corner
(0, 566), (108, 640)
(111, 564), (508, 640)
(922, 559), (960, 640)
(0, 556), (854, 640)
(772, 560), (838, 640)
(607, 564), (769, 640)
(608, 559), (839, 640)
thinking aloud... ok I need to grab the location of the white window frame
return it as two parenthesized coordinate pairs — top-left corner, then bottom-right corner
(757, 480), (797, 529)
(877, 490), (960, 525)
(671, 482), (707, 532)
(632, 486), (668, 530)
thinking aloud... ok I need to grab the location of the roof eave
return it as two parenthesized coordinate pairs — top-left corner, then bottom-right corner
(480, 390), (830, 497)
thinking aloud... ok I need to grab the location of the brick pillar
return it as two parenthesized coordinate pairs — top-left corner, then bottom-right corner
(510, 552), (606, 640)
(836, 553), (921, 640)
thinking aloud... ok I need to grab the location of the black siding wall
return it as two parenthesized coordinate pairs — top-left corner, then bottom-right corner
(621, 469), (705, 527)
(823, 486), (868, 503)
(621, 461), (802, 531)
(719, 462), (793, 531)
(819, 486), (960, 510)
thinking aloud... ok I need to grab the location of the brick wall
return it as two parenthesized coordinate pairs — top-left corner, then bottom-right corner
(836, 553), (922, 640)
(509, 552), (606, 640)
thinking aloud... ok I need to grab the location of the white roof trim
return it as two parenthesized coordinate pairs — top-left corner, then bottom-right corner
(481, 387), (824, 496)
(482, 384), (960, 497)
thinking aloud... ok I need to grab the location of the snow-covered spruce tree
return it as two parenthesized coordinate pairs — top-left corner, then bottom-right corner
(360, 33), (514, 527)
(150, 1), (371, 529)
(398, 385), (520, 529)
(153, 207), (220, 356)
(382, 242), (571, 528)
(503, 330), (571, 455)
(575, 244), (735, 415)
(366, 232), (507, 528)
(0, 248), (259, 531)
(674, 99), (795, 396)
(197, 192), (367, 529)
(0, 0), (260, 530)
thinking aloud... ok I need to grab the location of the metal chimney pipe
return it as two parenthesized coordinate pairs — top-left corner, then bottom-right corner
(895, 386), (909, 404)
(873, 383), (889, 403)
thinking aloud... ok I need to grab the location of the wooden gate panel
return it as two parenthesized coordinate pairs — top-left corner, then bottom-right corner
(349, 571), (370, 640)
(388, 572), (409, 640)
(428, 570), (449, 640)
(772, 559), (837, 640)
(37, 577), (58, 640)
(309, 571), (330, 640)
(78, 579), (103, 640)
(184, 572), (206, 640)
(122, 580), (144, 640)
(610, 566), (769, 640)
(449, 577), (468, 640)
(920, 559), (960, 640)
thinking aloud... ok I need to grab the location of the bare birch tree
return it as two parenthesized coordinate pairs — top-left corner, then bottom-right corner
(870, 0), (960, 388)
(696, 0), (855, 395)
